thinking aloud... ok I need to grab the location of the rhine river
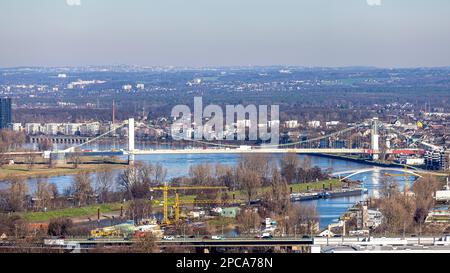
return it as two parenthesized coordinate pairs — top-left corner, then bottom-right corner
(1, 144), (416, 229)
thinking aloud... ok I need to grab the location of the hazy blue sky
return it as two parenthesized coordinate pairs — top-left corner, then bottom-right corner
(0, 0), (449, 67)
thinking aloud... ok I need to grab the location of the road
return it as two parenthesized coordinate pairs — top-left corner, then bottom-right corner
(313, 236), (442, 246)
(37, 236), (449, 248)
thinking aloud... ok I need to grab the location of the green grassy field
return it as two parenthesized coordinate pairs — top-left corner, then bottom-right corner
(22, 179), (342, 222)
(22, 203), (123, 222)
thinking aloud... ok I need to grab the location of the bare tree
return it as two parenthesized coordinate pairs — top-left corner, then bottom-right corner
(266, 165), (290, 215)
(132, 233), (159, 253)
(189, 164), (214, 186)
(239, 154), (272, 183)
(379, 194), (415, 235)
(118, 163), (153, 200)
(49, 183), (58, 199)
(24, 152), (36, 171)
(68, 149), (82, 169)
(126, 199), (152, 223)
(0, 130), (26, 153)
(412, 175), (440, 225)
(379, 176), (398, 199)
(152, 163), (167, 185)
(301, 156), (312, 170)
(95, 167), (115, 203)
(47, 218), (74, 237)
(0, 214), (29, 239)
(0, 153), (8, 168)
(72, 171), (94, 206)
(280, 153), (300, 184)
(236, 209), (261, 235)
(214, 164), (235, 189)
(34, 178), (54, 211)
(236, 166), (261, 205)
(285, 205), (319, 236)
(6, 176), (28, 212)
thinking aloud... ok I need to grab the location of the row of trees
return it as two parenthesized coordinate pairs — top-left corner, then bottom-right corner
(0, 130), (27, 167)
(0, 161), (167, 214)
(186, 154), (328, 204)
(280, 154), (328, 184)
(0, 177), (29, 212)
(0, 130), (26, 153)
(184, 154), (320, 236)
(0, 154), (326, 220)
(375, 175), (441, 235)
(1, 155), (323, 239)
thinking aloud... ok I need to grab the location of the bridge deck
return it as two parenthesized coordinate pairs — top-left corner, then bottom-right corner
(129, 148), (368, 155)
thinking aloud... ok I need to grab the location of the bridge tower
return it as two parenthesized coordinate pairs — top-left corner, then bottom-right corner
(128, 118), (135, 165)
(371, 117), (380, 160)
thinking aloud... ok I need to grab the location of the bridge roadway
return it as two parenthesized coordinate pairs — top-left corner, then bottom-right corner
(52, 236), (446, 248)
(2, 148), (424, 157)
(332, 167), (448, 179)
(128, 148), (370, 155)
(0, 148), (369, 157)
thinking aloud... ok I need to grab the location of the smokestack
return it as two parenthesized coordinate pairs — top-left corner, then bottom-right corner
(112, 100), (115, 127)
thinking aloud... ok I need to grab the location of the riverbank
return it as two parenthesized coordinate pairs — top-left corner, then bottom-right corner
(237, 179), (343, 197)
(0, 163), (127, 181)
(20, 179), (344, 222)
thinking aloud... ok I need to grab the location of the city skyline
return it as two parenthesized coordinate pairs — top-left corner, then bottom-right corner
(1, 0), (450, 68)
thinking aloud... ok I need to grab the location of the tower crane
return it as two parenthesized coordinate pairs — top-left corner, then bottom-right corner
(150, 183), (228, 225)
(384, 165), (414, 195)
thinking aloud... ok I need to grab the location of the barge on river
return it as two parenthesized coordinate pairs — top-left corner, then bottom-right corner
(290, 187), (368, 202)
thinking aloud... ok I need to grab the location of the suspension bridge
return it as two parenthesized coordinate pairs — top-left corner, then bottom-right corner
(2, 117), (428, 165)
(61, 117), (427, 164)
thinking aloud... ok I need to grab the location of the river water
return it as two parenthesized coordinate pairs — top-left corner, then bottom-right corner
(1, 146), (416, 229)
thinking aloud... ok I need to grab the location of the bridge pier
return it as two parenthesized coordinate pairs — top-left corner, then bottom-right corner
(371, 117), (380, 160)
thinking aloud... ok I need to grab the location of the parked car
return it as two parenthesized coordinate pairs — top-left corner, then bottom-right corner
(162, 236), (175, 241)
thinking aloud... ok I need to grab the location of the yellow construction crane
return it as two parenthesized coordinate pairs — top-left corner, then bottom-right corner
(150, 183), (228, 225)
(384, 165), (414, 195)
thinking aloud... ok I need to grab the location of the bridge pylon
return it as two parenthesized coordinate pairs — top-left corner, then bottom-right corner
(371, 117), (380, 160)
